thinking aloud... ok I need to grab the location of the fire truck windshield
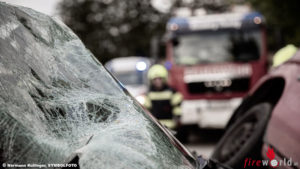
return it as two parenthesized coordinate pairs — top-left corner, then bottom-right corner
(173, 29), (262, 65)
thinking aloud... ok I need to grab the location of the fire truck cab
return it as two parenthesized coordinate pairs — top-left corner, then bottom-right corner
(165, 11), (267, 128)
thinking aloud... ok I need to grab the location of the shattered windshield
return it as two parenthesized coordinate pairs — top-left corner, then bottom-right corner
(0, 3), (199, 169)
(173, 29), (261, 65)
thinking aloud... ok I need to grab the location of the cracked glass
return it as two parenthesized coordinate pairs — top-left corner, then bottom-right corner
(0, 2), (201, 169)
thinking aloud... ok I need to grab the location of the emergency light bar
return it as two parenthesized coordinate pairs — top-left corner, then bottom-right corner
(167, 12), (264, 32)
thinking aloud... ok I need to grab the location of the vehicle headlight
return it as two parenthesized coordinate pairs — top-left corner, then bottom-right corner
(136, 61), (147, 71)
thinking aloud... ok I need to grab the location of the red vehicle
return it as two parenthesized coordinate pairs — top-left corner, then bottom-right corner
(212, 50), (300, 168)
(165, 11), (268, 128)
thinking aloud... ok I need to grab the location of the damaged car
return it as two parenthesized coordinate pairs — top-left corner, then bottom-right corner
(212, 49), (300, 168)
(0, 2), (230, 169)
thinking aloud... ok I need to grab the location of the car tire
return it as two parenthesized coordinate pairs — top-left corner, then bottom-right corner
(211, 103), (272, 168)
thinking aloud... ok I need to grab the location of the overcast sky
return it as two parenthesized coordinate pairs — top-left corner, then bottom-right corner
(1, 0), (62, 16)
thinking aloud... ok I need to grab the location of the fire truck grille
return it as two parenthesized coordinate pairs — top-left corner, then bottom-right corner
(187, 77), (250, 94)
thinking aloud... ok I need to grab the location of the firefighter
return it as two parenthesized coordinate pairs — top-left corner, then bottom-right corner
(143, 64), (183, 130)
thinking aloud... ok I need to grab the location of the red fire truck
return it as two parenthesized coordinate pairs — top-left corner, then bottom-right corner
(165, 11), (268, 128)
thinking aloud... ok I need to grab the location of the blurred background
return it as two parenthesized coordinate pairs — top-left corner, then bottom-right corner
(3, 0), (300, 63)
(2, 0), (300, 158)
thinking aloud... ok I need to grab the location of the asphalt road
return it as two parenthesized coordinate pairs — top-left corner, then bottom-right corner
(183, 129), (225, 159)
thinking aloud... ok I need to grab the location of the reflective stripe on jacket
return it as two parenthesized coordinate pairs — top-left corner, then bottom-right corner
(143, 86), (183, 120)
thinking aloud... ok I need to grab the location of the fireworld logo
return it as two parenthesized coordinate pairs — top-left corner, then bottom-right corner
(243, 147), (299, 168)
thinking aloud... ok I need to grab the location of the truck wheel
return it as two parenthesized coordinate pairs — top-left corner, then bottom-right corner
(211, 103), (272, 168)
(176, 126), (189, 143)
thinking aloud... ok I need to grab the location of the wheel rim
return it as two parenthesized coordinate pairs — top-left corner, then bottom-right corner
(218, 113), (258, 162)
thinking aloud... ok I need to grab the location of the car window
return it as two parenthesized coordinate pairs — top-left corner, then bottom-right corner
(0, 3), (200, 169)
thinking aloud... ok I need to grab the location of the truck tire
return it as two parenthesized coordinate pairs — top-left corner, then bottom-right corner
(176, 126), (189, 143)
(211, 103), (272, 168)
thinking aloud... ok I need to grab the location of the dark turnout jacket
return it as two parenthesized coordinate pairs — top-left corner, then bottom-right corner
(144, 85), (183, 129)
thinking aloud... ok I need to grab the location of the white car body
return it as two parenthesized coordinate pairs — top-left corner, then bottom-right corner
(105, 57), (152, 103)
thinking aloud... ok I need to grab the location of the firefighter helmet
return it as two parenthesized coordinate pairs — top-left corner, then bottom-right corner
(147, 64), (168, 81)
(273, 44), (298, 67)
